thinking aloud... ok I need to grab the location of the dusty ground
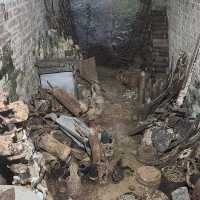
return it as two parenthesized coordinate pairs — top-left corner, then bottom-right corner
(79, 66), (142, 200)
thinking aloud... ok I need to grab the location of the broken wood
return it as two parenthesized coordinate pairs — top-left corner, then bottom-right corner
(129, 121), (153, 136)
(50, 87), (83, 116)
(35, 58), (79, 74)
(38, 134), (71, 161)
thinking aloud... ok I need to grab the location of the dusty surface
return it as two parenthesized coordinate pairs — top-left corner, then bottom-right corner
(47, 66), (143, 200)
(79, 66), (142, 200)
(96, 66), (141, 168)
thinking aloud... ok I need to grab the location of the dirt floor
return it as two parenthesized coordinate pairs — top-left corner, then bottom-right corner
(47, 66), (143, 200)
(78, 66), (143, 200)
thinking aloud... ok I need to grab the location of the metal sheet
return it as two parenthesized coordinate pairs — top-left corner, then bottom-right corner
(40, 72), (75, 96)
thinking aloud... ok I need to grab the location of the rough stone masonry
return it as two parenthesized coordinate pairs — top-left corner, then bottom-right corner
(168, 0), (200, 116)
(0, 0), (47, 101)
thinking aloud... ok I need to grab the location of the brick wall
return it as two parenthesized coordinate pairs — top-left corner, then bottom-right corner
(0, 0), (47, 101)
(168, 0), (200, 116)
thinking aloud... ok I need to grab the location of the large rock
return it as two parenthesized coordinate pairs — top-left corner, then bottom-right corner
(136, 166), (161, 189)
(171, 187), (190, 200)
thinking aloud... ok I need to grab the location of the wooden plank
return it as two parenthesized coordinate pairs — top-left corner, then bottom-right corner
(35, 58), (80, 74)
(35, 58), (79, 68)
(38, 66), (74, 74)
(39, 134), (71, 161)
(51, 88), (83, 117)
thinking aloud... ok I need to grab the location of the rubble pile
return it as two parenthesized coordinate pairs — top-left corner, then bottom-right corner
(115, 69), (167, 107)
(129, 37), (200, 199)
(28, 84), (116, 197)
(0, 95), (48, 199)
(0, 83), (115, 199)
(0, 31), (116, 199)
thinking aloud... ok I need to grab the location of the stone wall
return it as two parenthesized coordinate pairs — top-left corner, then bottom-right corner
(71, 0), (142, 63)
(152, 0), (167, 10)
(0, 0), (47, 101)
(168, 0), (200, 116)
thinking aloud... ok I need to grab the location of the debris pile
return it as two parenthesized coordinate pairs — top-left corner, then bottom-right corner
(0, 96), (48, 199)
(129, 36), (200, 199)
(0, 31), (116, 199)
(0, 82), (114, 199)
(118, 166), (168, 200)
(28, 84), (116, 198)
(116, 69), (167, 106)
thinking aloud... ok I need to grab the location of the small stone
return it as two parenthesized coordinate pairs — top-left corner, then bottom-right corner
(128, 185), (135, 191)
(136, 166), (161, 189)
(171, 187), (190, 200)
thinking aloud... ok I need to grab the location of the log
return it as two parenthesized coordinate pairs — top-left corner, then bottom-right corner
(129, 121), (153, 136)
(38, 134), (71, 161)
(50, 88), (83, 116)
(35, 58), (79, 68)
